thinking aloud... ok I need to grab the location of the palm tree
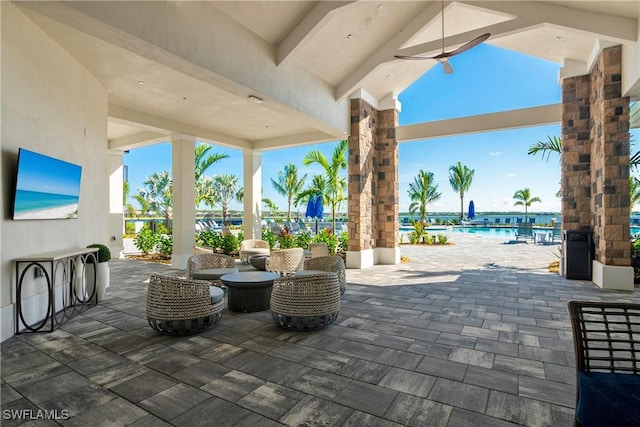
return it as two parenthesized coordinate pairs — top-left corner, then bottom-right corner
(513, 188), (541, 222)
(303, 140), (348, 231)
(271, 163), (307, 219)
(195, 144), (229, 182)
(212, 174), (241, 225)
(195, 144), (228, 207)
(407, 170), (441, 224)
(528, 135), (563, 162)
(142, 171), (172, 225)
(448, 162), (475, 221)
(262, 198), (278, 216)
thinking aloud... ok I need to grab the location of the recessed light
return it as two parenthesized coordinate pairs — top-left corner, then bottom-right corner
(556, 35), (563, 41)
(248, 95), (264, 104)
(346, 34), (352, 40)
(137, 81), (144, 85)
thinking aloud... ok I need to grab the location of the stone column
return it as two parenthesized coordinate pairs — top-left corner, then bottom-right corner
(347, 99), (376, 268)
(562, 74), (592, 232)
(107, 150), (125, 258)
(376, 108), (400, 264)
(561, 45), (632, 289)
(171, 134), (196, 269)
(589, 46), (632, 288)
(243, 150), (262, 240)
(346, 98), (400, 268)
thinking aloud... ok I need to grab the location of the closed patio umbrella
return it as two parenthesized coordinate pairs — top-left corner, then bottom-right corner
(468, 200), (475, 220)
(305, 194), (324, 234)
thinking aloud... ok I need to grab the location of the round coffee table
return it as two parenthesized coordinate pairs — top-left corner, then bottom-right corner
(249, 255), (269, 271)
(191, 267), (238, 282)
(220, 271), (279, 313)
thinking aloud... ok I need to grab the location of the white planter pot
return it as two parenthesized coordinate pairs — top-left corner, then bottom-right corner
(97, 262), (110, 300)
(84, 262), (110, 301)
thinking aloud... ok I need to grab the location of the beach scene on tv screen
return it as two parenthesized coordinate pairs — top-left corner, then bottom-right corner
(13, 149), (82, 220)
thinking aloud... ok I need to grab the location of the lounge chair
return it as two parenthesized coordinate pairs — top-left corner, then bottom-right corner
(516, 217), (523, 224)
(529, 217), (536, 224)
(515, 223), (534, 241)
(494, 218), (501, 225)
(504, 218), (511, 225)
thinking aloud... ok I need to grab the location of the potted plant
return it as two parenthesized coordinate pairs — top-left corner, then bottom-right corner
(86, 243), (111, 300)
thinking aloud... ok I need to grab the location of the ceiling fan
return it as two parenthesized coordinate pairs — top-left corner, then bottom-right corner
(394, 0), (490, 74)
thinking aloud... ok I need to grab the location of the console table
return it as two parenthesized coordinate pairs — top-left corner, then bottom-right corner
(15, 247), (99, 334)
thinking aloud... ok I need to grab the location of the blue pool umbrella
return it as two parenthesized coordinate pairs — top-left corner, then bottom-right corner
(468, 200), (475, 220)
(305, 194), (324, 233)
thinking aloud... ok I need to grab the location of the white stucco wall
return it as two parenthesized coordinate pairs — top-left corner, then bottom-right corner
(1, 3), (109, 341)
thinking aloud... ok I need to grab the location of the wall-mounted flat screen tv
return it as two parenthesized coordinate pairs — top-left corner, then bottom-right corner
(12, 148), (82, 220)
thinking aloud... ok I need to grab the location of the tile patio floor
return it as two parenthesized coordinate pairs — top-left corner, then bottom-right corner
(2, 234), (639, 426)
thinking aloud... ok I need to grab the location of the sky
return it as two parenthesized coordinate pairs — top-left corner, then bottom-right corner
(123, 43), (640, 215)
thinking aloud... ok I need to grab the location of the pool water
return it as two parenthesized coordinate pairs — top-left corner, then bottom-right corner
(399, 226), (553, 239)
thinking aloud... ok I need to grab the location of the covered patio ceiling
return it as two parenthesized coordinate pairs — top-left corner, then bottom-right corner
(15, 1), (640, 151)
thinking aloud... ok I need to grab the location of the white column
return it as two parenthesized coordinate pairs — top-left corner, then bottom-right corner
(108, 150), (125, 258)
(171, 134), (196, 269)
(243, 150), (262, 240)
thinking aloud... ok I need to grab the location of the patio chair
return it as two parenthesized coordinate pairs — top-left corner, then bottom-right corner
(186, 253), (237, 287)
(239, 239), (270, 263)
(504, 218), (511, 225)
(271, 271), (340, 330)
(568, 301), (640, 427)
(309, 242), (329, 258)
(515, 223), (534, 241)
(266, 248), (304, 275)
(146, 274), (223, 335)
(304, 255), (346, 295)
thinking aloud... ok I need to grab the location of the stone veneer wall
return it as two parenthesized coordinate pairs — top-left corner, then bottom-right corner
(375, 109), (399, 248)
(561, 45), (630, 267)
(348, 99), (399, 252)
(589, 46), (631, 266)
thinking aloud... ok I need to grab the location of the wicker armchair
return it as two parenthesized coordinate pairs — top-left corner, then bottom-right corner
(239, 239), (270, 263)
(271, 271), (340, 330)
(309, 242), (329, 258)
(186, 253), (237, 288)
(146, 274), (223, 335)
(568, 301), (640, 426)
(304, 255), (346, 295)
(266, 248), (304, 275)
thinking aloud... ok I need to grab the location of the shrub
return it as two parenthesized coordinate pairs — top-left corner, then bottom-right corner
(278, 227), (297, 249)
(408, 232), (421, 244)
(424, 234), (435, 245)
(338, 232), (348, 254)
(124, 222), (136, 236)
(220, 232), (238, 256)
(296, 231), (312, 249)
(197, 230), (222, 251)
(135, 228), (158, 255)
(437, 234), (448, 245)
(262, 228), (277, 250)
(156, 234), (173, 257)
(87, 243), (111, 262)
(314, 228), (338, 254)
(156, 223), (170, 235)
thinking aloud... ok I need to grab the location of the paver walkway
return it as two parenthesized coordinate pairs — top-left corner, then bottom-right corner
(2, 234), (638, 426)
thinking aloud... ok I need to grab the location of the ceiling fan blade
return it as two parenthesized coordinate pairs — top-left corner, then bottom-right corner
(433, 33), (490, 59)
(394, 54), (435, 60)
(440, 59), (454, 74)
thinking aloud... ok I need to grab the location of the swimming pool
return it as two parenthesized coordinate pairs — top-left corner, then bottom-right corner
(399, 226), (547, 239)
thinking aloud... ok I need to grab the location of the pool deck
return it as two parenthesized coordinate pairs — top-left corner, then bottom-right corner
(2, 234), (638, 426)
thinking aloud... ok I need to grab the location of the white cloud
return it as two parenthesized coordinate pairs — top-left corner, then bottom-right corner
(505, 172), (515, 177)
(489, 151), (502, 156)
